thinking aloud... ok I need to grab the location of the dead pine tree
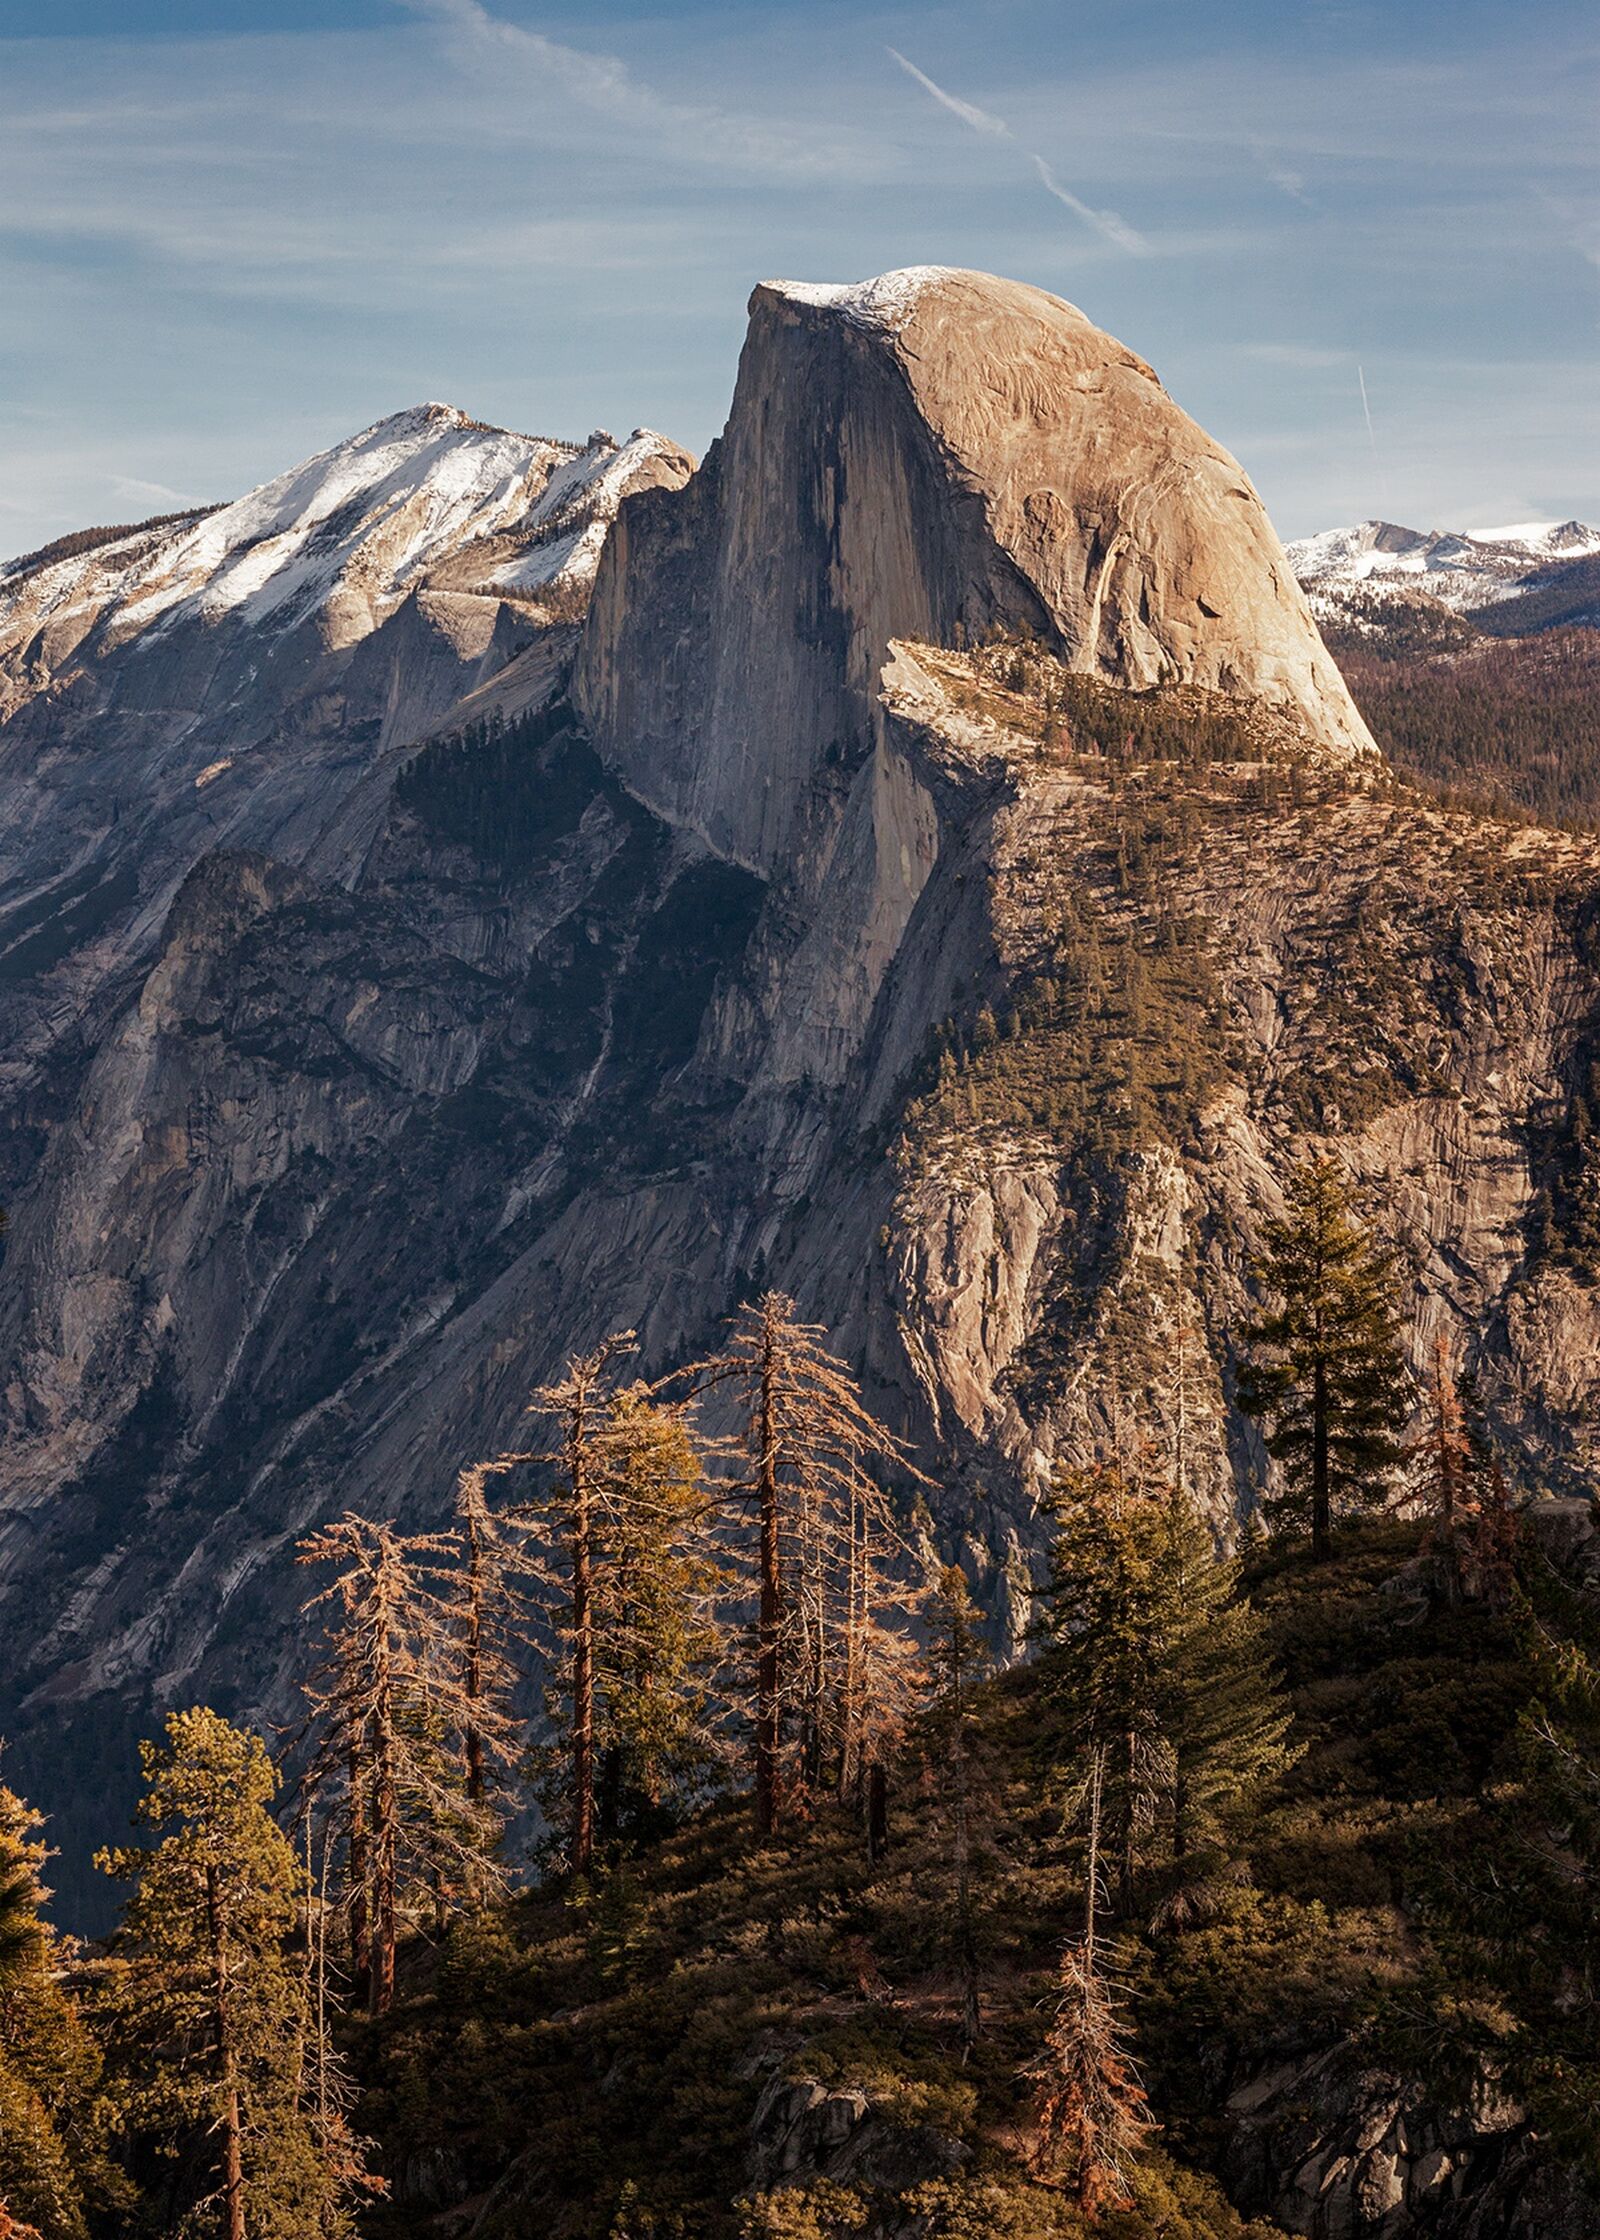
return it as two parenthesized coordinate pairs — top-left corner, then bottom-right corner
(1025, 1748), (1154, 2214)
(692, 1292), (919, 1838)
(524, 1332), (636, 1880)
(837, 1479), (923, 1863)
(297, 1516), (501, 2016)
(452, 1459), (538, 1831)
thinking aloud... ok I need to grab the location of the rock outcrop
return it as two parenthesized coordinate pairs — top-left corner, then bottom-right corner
(576, 266), (1373, 872)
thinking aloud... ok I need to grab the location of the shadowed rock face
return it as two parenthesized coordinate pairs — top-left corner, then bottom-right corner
(576, 267), (1373, 870)
(0, 271), (1595, 1930)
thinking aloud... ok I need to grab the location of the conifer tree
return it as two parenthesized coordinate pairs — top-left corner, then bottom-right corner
(1038, 1452), (1292, 1897)
(298, 1519), (498, 2014)
(0, 1781), (102, 2240)
(1237, 1158), (1411, 1558)
(696, 1293), (916, 1836)
(524, 1333), (636, 1877)
(924, 1565), (990, 2047)
(1036, 1454), (1172, 1908)
(590, 1387), (723, 1840)
(97, 1708), (370, 2238)
(1158, 1494), (1295, 1869)
(1024, 1750), (1153, 2211)
(1426, 1557), (1600, 2170)
(451, 1461), (534, 1823)
(835, 1482), (923, 1861)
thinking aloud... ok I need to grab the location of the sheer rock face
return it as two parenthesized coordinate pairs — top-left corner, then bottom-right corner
(1, 270), (1597, 1930)
(576, 267), (1372, 871)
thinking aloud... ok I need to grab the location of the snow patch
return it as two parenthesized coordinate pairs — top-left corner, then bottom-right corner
(765, 267), (958, 333)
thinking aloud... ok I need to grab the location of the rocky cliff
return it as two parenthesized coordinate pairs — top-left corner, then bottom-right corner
(0, 269), (1597, 1926)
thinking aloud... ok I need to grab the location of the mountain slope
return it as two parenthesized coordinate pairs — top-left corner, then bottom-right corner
(2, 270), (1600, 1932)
(1287, 516), (1600, 621)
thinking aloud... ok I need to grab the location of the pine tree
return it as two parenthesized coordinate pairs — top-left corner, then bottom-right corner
(1024, 1750), (1153, 2211)
(591, 1387), (725, 1838)
(452, 1461), (535, 1830)
(694, 1293), (917, 1837)
(524, 1333), (637, 1878)
(1237, 1158), (1411, 1558)
(298, 1519), (499, 2014)
(1037, 1452), (1293, 1900)
(97, 1708), (371, 2238)
(835, 1481), (923, 1862)
(1158, 1492), (1295, 1871)
(923, 1565), (990, 2047)
(1425, 1556), (1600, 2173)
(1036, 1454), (1173, 1909)
(0, 1782), (99, 2240)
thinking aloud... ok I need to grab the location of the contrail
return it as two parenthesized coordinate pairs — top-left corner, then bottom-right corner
(1357, 364), (1388, 514)
(1357, 364), (1376, 449)
(885, 45), (1012, 138)
(1031, 155), (1151, 258)
(886, 47), (1149, 257)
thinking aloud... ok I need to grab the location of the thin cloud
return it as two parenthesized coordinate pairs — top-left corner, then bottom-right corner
(395, 0), (859, 180)
(111, 474), (196, 508)
(884, 46), (1149, 257)
(1030, 155), (1152, 257)
(884, 47), (1012, 139)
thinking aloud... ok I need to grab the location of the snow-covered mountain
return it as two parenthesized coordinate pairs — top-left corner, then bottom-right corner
(0, 403), (686, 709)
(1286, 515), (1600, 618)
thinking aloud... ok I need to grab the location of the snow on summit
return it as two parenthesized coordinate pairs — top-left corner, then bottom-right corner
(0, 410), (686, 659)
(765, 267), (959, 331)
(1287, 515), (1600, 614)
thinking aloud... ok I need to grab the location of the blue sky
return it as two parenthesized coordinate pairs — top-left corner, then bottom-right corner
(1, 0), (1596, 556)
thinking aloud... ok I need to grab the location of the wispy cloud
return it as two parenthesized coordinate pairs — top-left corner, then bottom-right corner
(1029, 154), (1152, 256)
(885, 44), (1149, 256)
(884, 46), (1011, 139)
(111, 474), (196, 507)
(397, 0), (857, 180)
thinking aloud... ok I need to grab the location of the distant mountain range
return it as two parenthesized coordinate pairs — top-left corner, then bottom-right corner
(1287, 515), (1600, 636)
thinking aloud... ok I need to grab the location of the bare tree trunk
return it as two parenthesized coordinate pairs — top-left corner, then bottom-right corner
(570, 1378), (597, 1878)
(347, 1740), (369, 2001)
(205, 1863), (247, 2240)
(755, 1308), (783, 1838)
(867, 1761), (888, 1866)
(464, 1503), (487, 1809)
(1311, 1357), (1331, 1561)
(370, 1624), (397, 2019)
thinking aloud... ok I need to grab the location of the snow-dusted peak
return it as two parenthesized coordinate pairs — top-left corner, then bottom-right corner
(1287, 514), (1600, 615)
(763, 267), (959, 333)
(0, 412), (700, 678)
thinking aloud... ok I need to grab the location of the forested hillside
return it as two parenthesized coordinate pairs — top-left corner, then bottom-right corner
(3, 1171), (1598, 2239)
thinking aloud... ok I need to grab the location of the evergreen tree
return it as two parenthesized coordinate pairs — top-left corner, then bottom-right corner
(97, 1709), (371, 2238)
(1036, 1454), (1173, 1909)
(1425, 1554), (1600, 2174)
(1237, 1158), (1411, 1558)
(1159, 1495), (1295, 1871)
(590, 1387), (724, 1842)
(0, 1781), (117, 2240)
(1037, 1453), (1293, 1899)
